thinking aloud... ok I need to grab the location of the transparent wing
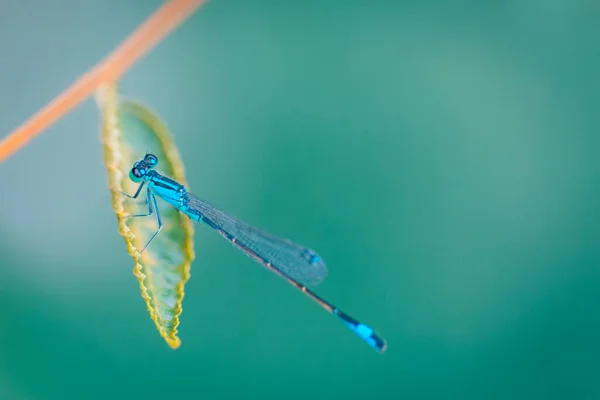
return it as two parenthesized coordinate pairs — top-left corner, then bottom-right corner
(184, 192), (328, 286)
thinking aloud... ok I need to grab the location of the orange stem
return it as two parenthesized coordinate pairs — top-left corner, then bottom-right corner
(0, 0), (207, 163)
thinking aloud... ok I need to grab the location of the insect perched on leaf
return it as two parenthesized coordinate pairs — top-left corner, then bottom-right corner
(97, 84), (387, 353)
(120, 152), (387, 353)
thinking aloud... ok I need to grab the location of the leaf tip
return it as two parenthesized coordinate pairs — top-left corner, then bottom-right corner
(166, 337), (182, 349)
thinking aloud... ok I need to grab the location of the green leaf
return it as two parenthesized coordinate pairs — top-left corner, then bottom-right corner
(96, 84), (195, 349)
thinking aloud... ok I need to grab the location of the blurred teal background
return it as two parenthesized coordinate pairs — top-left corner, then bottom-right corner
(1, 0), (599, 399)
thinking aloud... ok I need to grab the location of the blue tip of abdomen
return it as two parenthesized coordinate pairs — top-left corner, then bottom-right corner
(333, 309), (387, 353)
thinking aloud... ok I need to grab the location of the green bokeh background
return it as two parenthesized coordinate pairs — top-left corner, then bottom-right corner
(1, 1), (599, 399)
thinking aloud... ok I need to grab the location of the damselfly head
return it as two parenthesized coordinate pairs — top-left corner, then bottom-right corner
(129, 154), (159, 182)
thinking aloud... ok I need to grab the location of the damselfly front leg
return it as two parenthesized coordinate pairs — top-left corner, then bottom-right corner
(120, 186), (163, 255)
(120, 181), (145, 199)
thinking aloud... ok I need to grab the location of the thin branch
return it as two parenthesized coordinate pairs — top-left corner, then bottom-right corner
(0, 0), (207, 163)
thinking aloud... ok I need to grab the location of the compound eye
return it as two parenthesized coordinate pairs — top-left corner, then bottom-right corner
(133, 167), (145, 178)
(129, 167), (146, 182)
(145, 154), (158, 167)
